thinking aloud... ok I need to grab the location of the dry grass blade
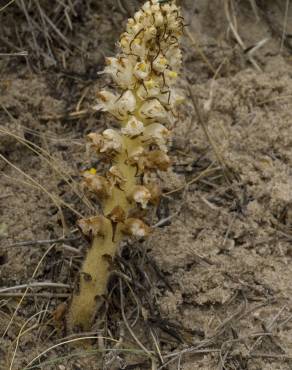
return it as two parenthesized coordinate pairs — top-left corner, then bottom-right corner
(280, 0), (291, 52)
(23, 336), (120, 369)
(0, 51), (28, 56)
(119, 278), (153, 359)
(0, 125), (94, 212)
(8, 309), (48, 370)
(224, 0), (262, 71)
(0, 282), (70, 294)
(0, 153), (83, 218)
(2, 244), (55, 339)
(187, 86), (234, 183)
(0, 0), (16, 12)
(163, 164), (220, 196)
(5, 236), (80, 248)
(185, 28), (216, 75)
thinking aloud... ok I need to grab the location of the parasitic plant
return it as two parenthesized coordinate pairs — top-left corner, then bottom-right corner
(67, 0), (184, 332)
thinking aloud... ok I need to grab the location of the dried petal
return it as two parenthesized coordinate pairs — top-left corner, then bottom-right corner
(82, 171), (110, 198)
(131, 185), (152, 208)
(77, 215), (106, 237)
(107, 166), (126, 187)
(123, 218), (151, 237)
(86, 133), (104, 152)
(144, 150), (171, 171)
(107, 206), (126, 223)
(145, 183), (161, 205)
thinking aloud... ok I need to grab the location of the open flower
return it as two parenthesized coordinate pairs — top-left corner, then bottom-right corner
(101, 129), (123, 153)
(96, 90), (136, 120)
(139, 99), (170, 123)
(134, 61), (150, 80)
(95, 90), (117, 112)
(142, 123), (170, 151)
(114, 90), (136, 120)
(136, 79), (161, 100)
(152, 53), (168, 73)
(121, 116), (144, 137)
(103, 57), (136, 89)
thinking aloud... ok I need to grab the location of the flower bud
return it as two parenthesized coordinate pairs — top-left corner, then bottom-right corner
(153, 11), (164, 27)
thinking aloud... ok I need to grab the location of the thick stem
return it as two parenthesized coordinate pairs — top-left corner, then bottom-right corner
(67, 144), (137, 331)
(67, 221), (117, 331)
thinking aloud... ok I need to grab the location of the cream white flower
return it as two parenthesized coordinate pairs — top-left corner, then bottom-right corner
(130, 38), (146, 59)
(136, 79), (161, 100)
(144, 26), (157, 41)
(104, 57), (136, 89)
(128, 145), (145, 163)
(152, 54), (168, 73)
(121, 116), (144, 137)
(101, 129), (123, 153)
(142, 123), (170, 151)
(139, 99), (170, 123)
(153, 11), (164, 27)
(165, 69), (179, 85)
(116, 90), (136, 119)
(96, 90), (136, 120)
(95, 90), (117, 112)
(133, 61), (150, 80)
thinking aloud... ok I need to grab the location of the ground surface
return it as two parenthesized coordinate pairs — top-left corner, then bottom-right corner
(0, 1), (292, 369)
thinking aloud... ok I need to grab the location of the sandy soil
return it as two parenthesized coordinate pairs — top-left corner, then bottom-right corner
(0, 1), (292, 369)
